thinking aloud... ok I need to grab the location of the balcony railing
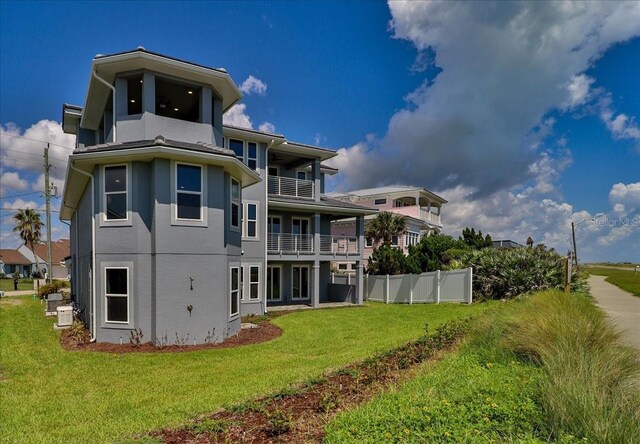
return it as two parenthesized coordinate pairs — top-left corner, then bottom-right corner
(267, 234), (360, 255)
(268, 233), (314, 254)
(320, 235), (359, 255)
(420, 207), (442, 225)
(268, 176), (315, 199)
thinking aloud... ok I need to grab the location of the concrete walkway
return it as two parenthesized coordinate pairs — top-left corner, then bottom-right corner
(0, 290), (38, 297)
(589, 275), (640, 349)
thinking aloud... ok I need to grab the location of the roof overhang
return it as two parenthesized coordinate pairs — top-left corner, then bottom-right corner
(62, 104), (82, 135)
(80, 49), (243, 130)
(222, 125), (286, 144)
(60, 144), (261, 220)
(268, 199), (378, 216)
(271, 141), (337, 162)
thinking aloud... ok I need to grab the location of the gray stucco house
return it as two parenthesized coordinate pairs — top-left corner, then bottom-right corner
(60, 48), (373, 344)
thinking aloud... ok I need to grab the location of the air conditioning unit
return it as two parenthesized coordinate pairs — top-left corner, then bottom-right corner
(46, 293), (63, 313)
(57, 306), (73, 327)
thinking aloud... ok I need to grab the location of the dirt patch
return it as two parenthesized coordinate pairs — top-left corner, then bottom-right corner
(0, 298), (22, 306)
(60, 320), (282, 353)
(145, 320), (469, 443)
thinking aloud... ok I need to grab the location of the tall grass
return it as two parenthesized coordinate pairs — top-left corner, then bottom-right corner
(500, 291), (640, 443)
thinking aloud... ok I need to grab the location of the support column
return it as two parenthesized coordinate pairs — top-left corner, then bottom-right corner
(355, 261), (364, 305)
(355, 214), (365, 258)
(312, 159), (321, 202)
(313, 212), (321, 255)
(312, 262), (320, 308)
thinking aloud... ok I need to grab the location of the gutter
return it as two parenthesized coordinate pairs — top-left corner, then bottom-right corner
(92, 70), (116, 142)
(68, 161), (97, 342)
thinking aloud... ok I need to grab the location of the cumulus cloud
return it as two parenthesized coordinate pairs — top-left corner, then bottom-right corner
(333, 1), (640, 195)
(258, 121), (276, 134)
(223, 103), (278, 135)
(239, 75), (268, 96)
(0, 171), (29, 196)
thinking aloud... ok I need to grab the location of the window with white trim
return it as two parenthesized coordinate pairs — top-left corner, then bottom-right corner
(374, 198), (387, 206)
(366, 237), (373, 247)
(247, 142), (258, 170)
(230, 266), (240, 317)
(249, 265), (260, 300)
(104, 165), (127, 220)
(176, 163), (202, 220)
(243, 202), (258, 239)
(229, 139), (243, 160)
(230, 178), (240, 229)
(105, 267), (129, 323)
(405, 231), (420, 248)
(391, 235), (399, 247)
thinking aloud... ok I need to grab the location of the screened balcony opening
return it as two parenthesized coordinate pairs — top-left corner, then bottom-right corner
(155, 77), (200, 122)
(127, 75), (143, 115)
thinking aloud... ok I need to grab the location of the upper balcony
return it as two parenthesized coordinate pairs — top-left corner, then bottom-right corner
(268, 176), (316, 200)
(392, 205), (442, 226)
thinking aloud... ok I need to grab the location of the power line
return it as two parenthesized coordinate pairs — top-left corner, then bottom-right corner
(0, 147), (69, 162)
(0, 132), (75, 150)
(0, 191), (43, 200)
(0, 208), (59, 213)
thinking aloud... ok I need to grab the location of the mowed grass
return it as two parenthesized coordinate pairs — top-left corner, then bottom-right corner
(586, 266), (640, 296)
(0, 297), (490, 443)
(0, 278), (34, 292)
(326, 291), (640, 443)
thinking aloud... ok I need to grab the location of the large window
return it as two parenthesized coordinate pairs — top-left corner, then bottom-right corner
(155, 77), (200, 122)
(105, 267), (128, 323)
(247, 142), (257, 170)
(230, 266), (240, 317)
(229, 139), (243, 159)
(230, 178), (240, 229)
(243, 202), (258, 239)
(104, 165), (127, 221)
(176, 163), (203, 220)
(292, 265), (310, 300)
(227, 139), (258, 171)
(374, 198), (387, 206)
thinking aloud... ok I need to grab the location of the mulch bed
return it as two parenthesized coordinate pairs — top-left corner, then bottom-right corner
(60, 317), (283, 353)
(144, 320), (469, 443)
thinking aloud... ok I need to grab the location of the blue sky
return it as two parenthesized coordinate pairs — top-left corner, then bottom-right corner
(1, 1), (639, 262)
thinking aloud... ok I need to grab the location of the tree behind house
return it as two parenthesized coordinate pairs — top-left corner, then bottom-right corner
(12, 209), (44, 278)
(365, 212), (407, 246)
(460, 227), (492, 249)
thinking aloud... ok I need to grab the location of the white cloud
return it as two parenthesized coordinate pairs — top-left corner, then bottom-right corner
(258, 121), (276, 134)
(0, 171), (29, 195)
(239, 75), (268, 96)
(223, 104), (253, 129)
(2, 197), (43, 211)
(333, 1), (640, 195)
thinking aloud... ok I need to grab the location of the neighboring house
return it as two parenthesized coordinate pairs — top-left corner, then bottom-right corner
(17, 239), (70, 279)
(0, 249), (33, 277)
(329, 186), (447, 271)
(492, 240), (524, 249)
(60, 48), (372, 344)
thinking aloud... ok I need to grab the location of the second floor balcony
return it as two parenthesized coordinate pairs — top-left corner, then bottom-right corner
(391, 205), (442, 226)
(268, 176), (315, 200)
(267, 233), (359, 256)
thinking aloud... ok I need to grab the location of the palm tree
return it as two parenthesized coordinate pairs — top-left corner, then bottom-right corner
(365, 211), (407, 246)
(12, 209), (44, 278)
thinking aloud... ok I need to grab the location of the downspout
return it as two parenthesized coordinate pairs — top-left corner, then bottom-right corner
(263, 138), (280, 313)
(92, 70), (116, 142)
(68, 161), (97, 342)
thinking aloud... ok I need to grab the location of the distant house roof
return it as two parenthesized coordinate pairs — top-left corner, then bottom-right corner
(328, 185), (447, 204)
(0, 249), (32, 265)
(492, 240), (524, 249)
(32, 239), (71, 264)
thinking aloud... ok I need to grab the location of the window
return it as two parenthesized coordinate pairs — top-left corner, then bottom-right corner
(406, 231), (420, 248)
(230, 178), (240, 229)
(229, 139), (243, 160)
(374, 198), (387, 205)
(297, 171), (310, 181)
(391, 235), (399, 247)
(243, 202), (258, 239)
(268, 166), (279, 176)
(155, 77), (200, 122)
(247, 142), (258, 170)
(127, 75), (143, 115)
(176, 163), (202, 220)
(292, 266), (310, 300)
(230, 266), (240, 317)
(104, 165), (127, 220)
(338, 263), (348, 270)
(249, 265), (260, 300)
(105, 267), (128, 323)
(267, 266), (281, 301)
(366, 237), (373, 247)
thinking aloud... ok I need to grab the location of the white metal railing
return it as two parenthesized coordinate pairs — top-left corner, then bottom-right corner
(320, 235), (359, 255)
(268, 233), (314, 253)
(268, 176), (315, 199)
(420, 207), (442, 225)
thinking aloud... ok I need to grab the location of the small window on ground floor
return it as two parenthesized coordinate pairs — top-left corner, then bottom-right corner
(105, 267), (129, 323)
(230, 266), (240, 317)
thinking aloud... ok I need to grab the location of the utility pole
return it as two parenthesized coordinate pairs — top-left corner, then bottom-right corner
(44, 143), (53, 283)
(571, 221), (578, 269)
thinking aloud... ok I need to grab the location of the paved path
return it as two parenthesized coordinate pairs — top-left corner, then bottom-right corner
(0, 290), (38, 297)
(589, 275), (640, 349)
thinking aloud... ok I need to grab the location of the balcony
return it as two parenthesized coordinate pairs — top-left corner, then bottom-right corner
(267, 234), (360, 255)
(268, 176), (315, 199)
(419, 207), (441, 225)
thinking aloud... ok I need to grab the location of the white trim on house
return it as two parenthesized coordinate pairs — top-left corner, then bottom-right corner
(101, 163), (132, 226)
(229, 265), (240, 319)
(242, 201), (259, 240)
(230, 176), (241, 231)
(104, 266), (130, 324)
(171, 160), (208, 227)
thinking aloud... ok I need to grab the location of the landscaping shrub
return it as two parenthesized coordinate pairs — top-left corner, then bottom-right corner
(459, 246), (587, 300)
(366, 245), (417, 275)
(38, 279), (69, 298)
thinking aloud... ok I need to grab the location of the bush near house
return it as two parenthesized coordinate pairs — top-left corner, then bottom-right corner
(458, 246), (588, 301)
(326, 291), (640, 443)
(38, 279), (69, 299)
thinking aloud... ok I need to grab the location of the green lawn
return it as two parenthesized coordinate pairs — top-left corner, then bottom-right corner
(586, 266), (640, 296)
(0, 297), (490, 443)
(0, 278), (34, 292)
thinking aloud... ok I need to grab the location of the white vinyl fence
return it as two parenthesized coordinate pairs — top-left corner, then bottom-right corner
(364, 268), (473, 304)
